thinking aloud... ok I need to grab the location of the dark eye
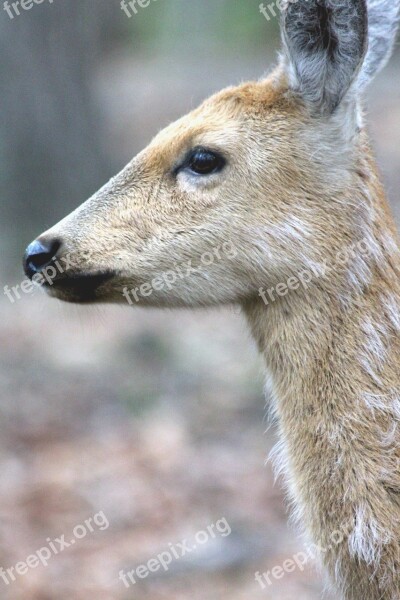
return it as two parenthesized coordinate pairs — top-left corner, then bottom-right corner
(187, 148), (226, 176)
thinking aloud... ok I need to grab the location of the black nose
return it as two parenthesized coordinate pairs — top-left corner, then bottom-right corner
(23, 238), (61, 280)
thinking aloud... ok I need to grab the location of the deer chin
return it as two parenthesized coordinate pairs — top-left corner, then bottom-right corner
(45, 271), (116, 304)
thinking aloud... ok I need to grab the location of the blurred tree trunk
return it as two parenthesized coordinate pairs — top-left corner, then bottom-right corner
(0, 0), (123, 274)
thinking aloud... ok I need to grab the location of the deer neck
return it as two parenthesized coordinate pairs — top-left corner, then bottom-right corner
(242, 166), (400, 562)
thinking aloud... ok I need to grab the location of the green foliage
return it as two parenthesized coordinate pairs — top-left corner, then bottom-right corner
(126, 0), (280, 54)
(214, 0), (279, 49)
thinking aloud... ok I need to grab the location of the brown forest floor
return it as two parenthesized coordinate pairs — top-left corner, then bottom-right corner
(0, 300), (329, 599)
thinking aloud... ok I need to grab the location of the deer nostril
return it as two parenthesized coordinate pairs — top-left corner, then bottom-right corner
(23, 238), (62, 280)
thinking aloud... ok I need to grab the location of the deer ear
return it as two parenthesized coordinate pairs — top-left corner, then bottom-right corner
(358, 0), (400, 89)
(281, 0), (368, 115)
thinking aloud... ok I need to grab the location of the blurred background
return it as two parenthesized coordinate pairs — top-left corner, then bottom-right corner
(0, 1), (399, 598)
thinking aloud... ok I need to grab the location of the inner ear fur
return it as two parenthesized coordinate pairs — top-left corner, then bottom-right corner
(282, 0), (368, 115)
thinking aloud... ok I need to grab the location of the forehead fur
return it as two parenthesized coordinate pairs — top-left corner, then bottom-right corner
(143, 75), (294, 171)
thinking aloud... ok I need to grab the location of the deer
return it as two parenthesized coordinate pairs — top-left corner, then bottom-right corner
(23, 0), (400, 597)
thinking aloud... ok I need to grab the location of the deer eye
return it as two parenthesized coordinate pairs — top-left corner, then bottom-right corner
(186, 148), (226, 176)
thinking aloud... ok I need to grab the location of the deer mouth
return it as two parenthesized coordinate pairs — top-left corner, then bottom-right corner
(44, 271), (115, 304)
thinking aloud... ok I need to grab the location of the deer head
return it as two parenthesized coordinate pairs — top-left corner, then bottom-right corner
(23, 0), (399, 309)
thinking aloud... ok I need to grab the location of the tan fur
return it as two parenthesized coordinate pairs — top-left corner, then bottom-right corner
(29, 15), (400, 600)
